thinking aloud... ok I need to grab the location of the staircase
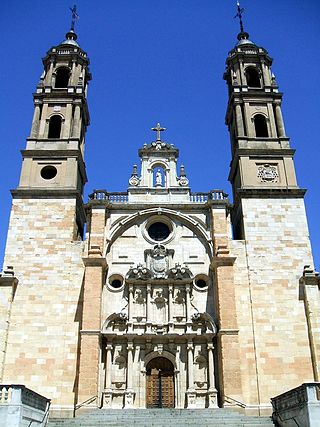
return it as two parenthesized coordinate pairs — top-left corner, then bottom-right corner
(47, 408), (275, 427)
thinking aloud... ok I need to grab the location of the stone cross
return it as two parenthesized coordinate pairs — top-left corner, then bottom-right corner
(151, 123), (166, 141)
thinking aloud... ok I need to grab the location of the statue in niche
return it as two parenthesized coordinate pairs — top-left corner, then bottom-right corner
(174, 289), (185, 304)
(134, 288), (145, 304)
(155, 169), (162, 187)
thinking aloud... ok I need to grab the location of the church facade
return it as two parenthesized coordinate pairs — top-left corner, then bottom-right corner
(0, 21), (319, 418)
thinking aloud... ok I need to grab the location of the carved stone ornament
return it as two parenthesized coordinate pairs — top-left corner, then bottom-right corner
(128, 175), (139, 186)
(257, 164), (279, 183)
(126, 264), (153, 281)
(178, 176), (189, 187)
(145, 244), (173, 279)
(168, 263), (193, 280)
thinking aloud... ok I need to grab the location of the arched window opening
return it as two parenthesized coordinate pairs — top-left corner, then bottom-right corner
(55, 68), (70, 88)
(48, 115), (62, 139)
(254, 114), (268, 137)
(246, 67), (260, 88)
(153, 166), (166, 188)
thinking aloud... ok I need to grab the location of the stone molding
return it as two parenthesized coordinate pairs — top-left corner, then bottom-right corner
(236, 188), (306, 198)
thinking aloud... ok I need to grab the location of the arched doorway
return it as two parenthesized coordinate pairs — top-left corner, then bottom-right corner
(146, 357), (174, 408)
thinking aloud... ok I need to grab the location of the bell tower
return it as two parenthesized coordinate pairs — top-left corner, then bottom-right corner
(223, 4), (315, 408)
(1, 14), (92, 414)
(224, 5), (301, 238)
(17, 20), (90, 237)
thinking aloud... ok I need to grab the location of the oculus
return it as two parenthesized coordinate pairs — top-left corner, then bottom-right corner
(40, 165), (57, 180)
(147, 222), (171, 241)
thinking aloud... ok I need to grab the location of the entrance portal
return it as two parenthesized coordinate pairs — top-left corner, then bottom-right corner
(146, 357), (174, 408)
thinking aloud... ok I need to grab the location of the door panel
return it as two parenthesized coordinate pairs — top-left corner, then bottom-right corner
(146, 357), (174, 408)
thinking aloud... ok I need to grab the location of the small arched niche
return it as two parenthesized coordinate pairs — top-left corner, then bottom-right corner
(55, 67), (70, 88)
(48, 115), (62, 139)
(153, 166), (166, 188)
(246, 67), (261, 88)
(254, 114), (268, 137)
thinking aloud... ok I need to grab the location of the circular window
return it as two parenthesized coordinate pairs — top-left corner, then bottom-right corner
(147, 222), (170, 241)
(41, 165), (57, 180)
(108, 274), (124, 292)
(110, 279), (122, 289)
(194, 275), (209, 291)
(196, 279), (207, 288)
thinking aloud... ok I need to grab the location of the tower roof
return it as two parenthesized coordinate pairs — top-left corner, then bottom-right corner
(60, 29), (79, 47)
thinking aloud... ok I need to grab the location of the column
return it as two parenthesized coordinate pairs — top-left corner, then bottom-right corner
(72, 104), (81, 138)
(261, 61), (270, 86)
(104, 343), (113, 407)
(125, 342), (135, 408)
(45, 60), (54, 86)
(62, 104), (72, 138)
(185, 284), (191, 321)
(30, 105), (41, 138)
(186, 340), (196, 408)
(187, 341), (194, 390)
(38, 104), (48, 138)
(275, 104), (286, 137)
(105, 344), (113, 390)
(235, 104), (245, 137)
(207, 343), (218, 408)
(238, 59), (245, 85)
(146, 285), (152, 332)
(71, 60), (77, 85)
(168, 286), (173, 323)
(128, 285), (134, 320)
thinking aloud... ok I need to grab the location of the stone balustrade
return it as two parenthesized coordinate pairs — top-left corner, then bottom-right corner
(89, 189), (228, 204)
(0, 384), (50, 427)
(271, 382), (320, 427)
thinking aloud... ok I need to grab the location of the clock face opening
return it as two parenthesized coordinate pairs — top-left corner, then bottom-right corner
(147, 222), (171, 241)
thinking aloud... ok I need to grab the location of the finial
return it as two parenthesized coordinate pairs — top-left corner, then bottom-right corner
(151, 123), (166, 141)
(70, 5), (79, 32)
(234, 1), (250, 42)
(63, 5), (79, 44)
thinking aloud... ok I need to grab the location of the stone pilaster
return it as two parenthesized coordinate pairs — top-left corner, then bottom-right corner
(211, 208), (243, 405)
(77, 246), (107, 405)
(300, 266), (320, 382)
(0, 268), (18, 382)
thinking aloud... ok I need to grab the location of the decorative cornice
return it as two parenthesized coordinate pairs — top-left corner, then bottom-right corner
(236, 188), (306, 198)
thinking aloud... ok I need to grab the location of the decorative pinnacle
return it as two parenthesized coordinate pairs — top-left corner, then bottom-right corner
(151, 123), (166, 141)
(70, 5), (79, 32)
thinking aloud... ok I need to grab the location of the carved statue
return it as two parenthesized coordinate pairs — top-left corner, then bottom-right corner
(155, 169), (162, 186)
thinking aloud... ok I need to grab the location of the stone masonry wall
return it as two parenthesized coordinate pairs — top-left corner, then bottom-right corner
(1, 198), (85, 414)
(232, 197), (314, 411)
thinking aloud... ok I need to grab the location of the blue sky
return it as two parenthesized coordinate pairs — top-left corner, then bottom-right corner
(1, 0), (319, 269)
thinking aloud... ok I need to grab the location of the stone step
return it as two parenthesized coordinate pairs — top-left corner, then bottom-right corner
(47, 408), (274, 427)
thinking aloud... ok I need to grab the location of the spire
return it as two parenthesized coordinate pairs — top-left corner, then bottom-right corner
(62, 5), (79, 46)
(234, 1), (253, 45)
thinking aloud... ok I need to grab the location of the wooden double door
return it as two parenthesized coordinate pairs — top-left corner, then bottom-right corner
(146, 357), (175, 408)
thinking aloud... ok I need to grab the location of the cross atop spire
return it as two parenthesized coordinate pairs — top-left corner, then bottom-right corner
(234, 1), (245, 34)
(69, 5), (79, 32)
(151, 123), (166, 141)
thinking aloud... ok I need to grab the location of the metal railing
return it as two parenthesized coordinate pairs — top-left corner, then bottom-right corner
(224, 395), (246, 408)
(75, 395), (98, 411)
